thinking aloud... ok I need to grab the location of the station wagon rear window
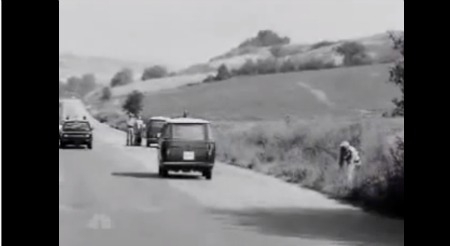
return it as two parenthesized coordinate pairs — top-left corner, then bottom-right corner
(171, 124), (208, 141)
(150, 121), (166, 130)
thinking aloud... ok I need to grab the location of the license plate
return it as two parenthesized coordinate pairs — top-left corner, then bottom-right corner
(183, 151), (195, 161)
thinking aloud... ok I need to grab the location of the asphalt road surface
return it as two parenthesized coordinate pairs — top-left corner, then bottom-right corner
(59, 99), (404, 246)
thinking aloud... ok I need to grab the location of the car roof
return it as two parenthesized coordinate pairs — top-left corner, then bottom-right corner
(149, 116), (170, 121)
(63, 120), (90, 124)
(167, 118), (210, 124)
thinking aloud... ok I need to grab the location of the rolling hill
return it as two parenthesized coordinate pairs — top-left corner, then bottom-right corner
(59, 54), (153, 84)
(179, 31), (402, 75)
(90, 63), (400, 121)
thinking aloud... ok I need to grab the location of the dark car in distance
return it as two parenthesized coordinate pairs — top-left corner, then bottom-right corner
(146, 117), (170, 147)
(60, 120), (94, 149)
(157, 118), (216, 180)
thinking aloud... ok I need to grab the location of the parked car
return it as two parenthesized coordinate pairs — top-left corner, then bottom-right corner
(146, 117), (170, 147)
(157, 118), (216, 180)
(60, 120), (94, 149)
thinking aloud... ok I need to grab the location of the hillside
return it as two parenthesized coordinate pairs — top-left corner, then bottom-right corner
(179, 31), (402, 75)
(82, 30), (402, 101)
(90, 63), (400, 121)
(59, 54), (153, 84)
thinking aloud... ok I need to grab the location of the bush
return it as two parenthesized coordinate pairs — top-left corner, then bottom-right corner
(141, 66), (168, 81)
(255, 58), (279, 74)
(389, 32), (404, 117)
(101, 87), (112, 101)
(111, 68), (133, 87)
(336, 42), (371, 66)
(279, 59), (297, 73)
(270, 45), (285, 58)
(122, 90), (144, 115)
(238, 30), (290, 48)
(216, 64), (232, 81)
(236, 59), (258, 76)
(61, 73), (97, 98)
(204, 64), (233, 83)
(298, 59), (336, 71)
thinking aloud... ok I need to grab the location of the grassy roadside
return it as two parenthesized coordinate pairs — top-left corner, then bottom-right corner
(90, 106), (404, 218)
(214, 117), (404, 218)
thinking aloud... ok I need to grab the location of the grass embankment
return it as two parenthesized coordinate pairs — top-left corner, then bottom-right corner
(214, 117), (404, 217)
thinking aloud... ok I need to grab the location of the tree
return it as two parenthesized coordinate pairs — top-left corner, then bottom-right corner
(280, 59), (297, 73)
(141, 66), (168, 81)
(216, 64), (232, 81)
(255, 58), (278, 74)
(111, 68), (134, 87)
(237, 59), (258, 76)
(66, 76), (81, 94)
(270, 45), (284, 58)
(239, 30), (290, 48)
(389, 32), (404, 116)
(79, 74), (97, 96)
(336, 42), (370, 66)
(122, 90), (144, 115)
(59, 81), (67, 98)
(101, 87), (112, 101)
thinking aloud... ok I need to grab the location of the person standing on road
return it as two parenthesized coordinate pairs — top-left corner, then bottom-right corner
(338, 141), (362, 187)
(126, 113), (137, 146)
(135, 115), (145, 145)
(136, 115), (144, 130)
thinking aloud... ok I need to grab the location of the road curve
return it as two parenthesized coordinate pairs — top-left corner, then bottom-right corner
(59, 99), (404, 246)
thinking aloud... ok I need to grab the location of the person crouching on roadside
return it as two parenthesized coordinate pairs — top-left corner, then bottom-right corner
(338, 141), (362, 187)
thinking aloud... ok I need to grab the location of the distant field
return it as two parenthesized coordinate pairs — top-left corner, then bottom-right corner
(139, 63), (399, 121)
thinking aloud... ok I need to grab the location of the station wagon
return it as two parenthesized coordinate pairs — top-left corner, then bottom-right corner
(157, 118), (216, 180)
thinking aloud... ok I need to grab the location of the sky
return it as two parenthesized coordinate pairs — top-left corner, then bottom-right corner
(59, 0), (404, 69)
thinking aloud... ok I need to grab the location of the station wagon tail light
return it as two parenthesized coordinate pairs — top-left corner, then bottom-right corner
(207, 143), (215, 157)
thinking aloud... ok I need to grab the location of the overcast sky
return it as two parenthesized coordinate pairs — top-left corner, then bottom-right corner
(59, 0), (404, 69)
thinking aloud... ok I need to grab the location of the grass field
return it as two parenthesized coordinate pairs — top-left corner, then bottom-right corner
(137, 63), (399, 121)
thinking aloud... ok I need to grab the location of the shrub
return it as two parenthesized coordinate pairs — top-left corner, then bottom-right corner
(336, 42), (371, 66)
(236, 59), (258, 76)
(389, 32), (404, 117)
(61, 73), (97, 98)
(216, 64), (232, 81)
(279, 59), (297, 73)
(101, 87), (112, 101)
(122, 90), (144, 115)
(298, 59), (336, 71)
(111, 68), (133, 87)
(238, 30), (290, 48)
(142, 66), (168, 81)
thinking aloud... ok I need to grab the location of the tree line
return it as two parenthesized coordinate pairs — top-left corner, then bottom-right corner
(59, 74), (97, 99)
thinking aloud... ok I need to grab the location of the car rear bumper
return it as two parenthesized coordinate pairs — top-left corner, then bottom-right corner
(160, 162), (214, 171)
(60, 138), (91, 145)
(147, 138), (159, 144)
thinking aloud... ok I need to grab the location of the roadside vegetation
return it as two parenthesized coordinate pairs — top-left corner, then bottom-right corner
(59, 73), (98, 99)
(214, 117), (404, 217)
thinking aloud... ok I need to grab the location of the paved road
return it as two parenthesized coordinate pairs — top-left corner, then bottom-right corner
(59, 99), (404, 246)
